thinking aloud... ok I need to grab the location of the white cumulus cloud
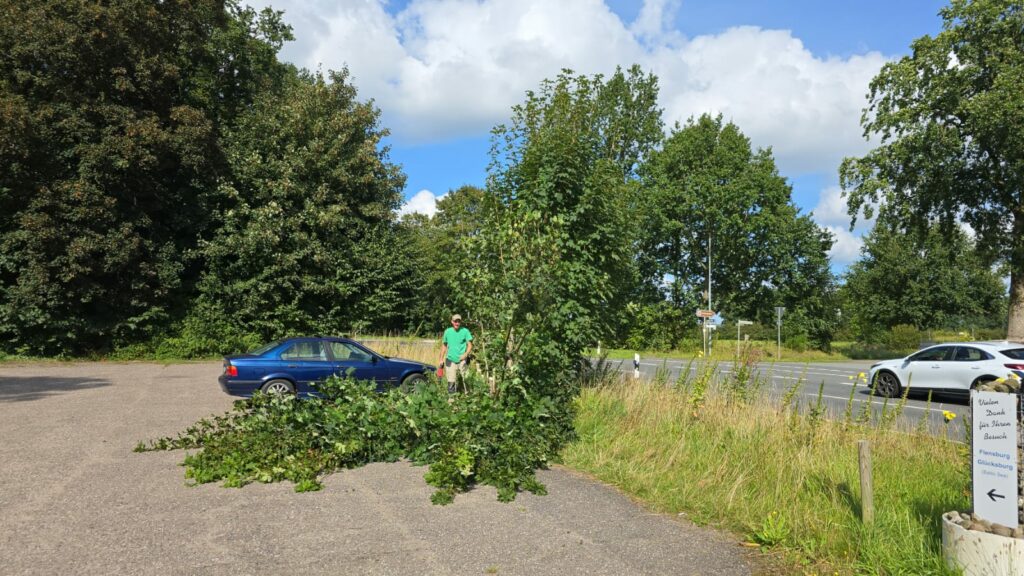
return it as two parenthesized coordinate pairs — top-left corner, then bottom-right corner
(399, 189), (443, 217)
(810, 185), (876, 267)
(812, 185), (856, 228)
(824, 225), (864, 267)
(245, 0), (890, 176)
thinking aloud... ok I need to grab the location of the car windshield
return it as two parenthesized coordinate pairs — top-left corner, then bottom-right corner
(1001, 348), (1024, 360)
(248, 340), (281, 356)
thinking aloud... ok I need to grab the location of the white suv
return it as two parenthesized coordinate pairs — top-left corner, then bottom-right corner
(868, 341), (1024, 397)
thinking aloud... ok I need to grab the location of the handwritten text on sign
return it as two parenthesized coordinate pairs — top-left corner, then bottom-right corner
(972, 391), (1019, 529)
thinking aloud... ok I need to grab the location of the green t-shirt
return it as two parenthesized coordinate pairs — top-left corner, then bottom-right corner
(443, 326), (473, 363)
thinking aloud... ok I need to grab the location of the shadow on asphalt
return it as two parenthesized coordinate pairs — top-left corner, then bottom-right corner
(0, 376), (110, 402)
(856, 388), (970, 405)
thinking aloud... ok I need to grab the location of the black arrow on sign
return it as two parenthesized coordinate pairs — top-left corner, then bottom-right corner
(987, 489), (1005, 502)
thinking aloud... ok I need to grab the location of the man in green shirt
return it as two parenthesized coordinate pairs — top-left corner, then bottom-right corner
(439, 314), (473, 392)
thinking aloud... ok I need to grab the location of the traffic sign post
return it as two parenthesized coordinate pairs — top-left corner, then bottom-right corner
(696, 310), (715, 358)
(971, 391), (1019, 529)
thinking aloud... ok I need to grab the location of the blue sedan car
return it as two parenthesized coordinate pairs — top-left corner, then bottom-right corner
(218, 336), (434, 397)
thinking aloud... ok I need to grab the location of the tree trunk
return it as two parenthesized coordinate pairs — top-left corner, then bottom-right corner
(1010, 269), (1024, 341)
(1009, 214), (1024, 341)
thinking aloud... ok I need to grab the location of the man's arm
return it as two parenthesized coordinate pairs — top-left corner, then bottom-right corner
(461, 340), (472, 362)
(439, 341), (447, 365)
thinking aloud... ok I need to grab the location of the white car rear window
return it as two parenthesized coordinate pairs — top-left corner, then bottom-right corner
(1002, 348), (1024, 360)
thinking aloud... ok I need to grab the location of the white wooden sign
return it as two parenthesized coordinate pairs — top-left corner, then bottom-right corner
(971, 391), (1019, 528)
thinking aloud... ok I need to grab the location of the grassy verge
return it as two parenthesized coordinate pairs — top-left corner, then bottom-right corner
(592, 342), (857, 363)
(561, 373), (968, 575)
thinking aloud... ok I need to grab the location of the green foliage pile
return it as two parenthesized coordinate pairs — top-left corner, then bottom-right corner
(137, 374), (563, 503)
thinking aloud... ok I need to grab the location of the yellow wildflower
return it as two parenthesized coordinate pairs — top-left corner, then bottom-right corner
(943, 410), (956, 422)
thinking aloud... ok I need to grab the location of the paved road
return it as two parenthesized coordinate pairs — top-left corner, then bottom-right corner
(609, 357), (969, 439)
(0, 361), (758, 576)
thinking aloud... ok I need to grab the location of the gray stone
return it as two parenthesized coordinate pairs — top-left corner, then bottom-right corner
(992, 524), (1014, 538)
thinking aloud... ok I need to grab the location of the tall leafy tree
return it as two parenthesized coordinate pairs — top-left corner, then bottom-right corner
(0, 0), (291, 354)
(841, 218), (1007, 341)
(402, 185), (487, 330)
(472, 70), (635, 401)
(595, 65), (666, 341)
(641, 114), (837, 348)
(840, 0), (1022, 338)
(594, 64), (664, 182)
(191, 69), (407, 343)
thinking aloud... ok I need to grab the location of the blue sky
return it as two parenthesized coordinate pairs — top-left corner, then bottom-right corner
(248, 0), (950, 271)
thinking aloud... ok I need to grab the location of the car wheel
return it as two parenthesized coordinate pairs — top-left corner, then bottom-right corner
(262, 379), (295, 396)
(875, 371), (901, 398)
(399, 373), (426, 393)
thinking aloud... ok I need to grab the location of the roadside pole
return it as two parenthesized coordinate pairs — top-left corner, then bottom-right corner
(736, 320), (753, 358)
(775, 307), (785, 360)
(696, 309), (715, 357)
(703, 317), (708, 357)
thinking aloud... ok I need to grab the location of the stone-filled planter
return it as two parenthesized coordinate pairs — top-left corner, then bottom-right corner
(943, 512), (1024, 575)
(942, 377), (1023, 574)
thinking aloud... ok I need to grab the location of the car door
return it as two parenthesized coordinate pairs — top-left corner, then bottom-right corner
(946, 346), (990, 392)
(326, 341), (385, 390)
(902, 346), (954, 390)
(278, 340), (334, 394)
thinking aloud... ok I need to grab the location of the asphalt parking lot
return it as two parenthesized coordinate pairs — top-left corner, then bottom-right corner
(0, 361), (758, 576)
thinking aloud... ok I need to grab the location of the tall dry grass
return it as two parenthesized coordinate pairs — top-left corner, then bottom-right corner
(562, 365), (968, 575)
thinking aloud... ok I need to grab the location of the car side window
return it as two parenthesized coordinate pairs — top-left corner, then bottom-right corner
(910, 347), (952, 362)
(953, 347), (987, 361)
(328, 341), (373, 362)
(280, 341), (327, 361)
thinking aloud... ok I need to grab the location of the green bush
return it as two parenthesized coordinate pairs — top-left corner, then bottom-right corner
(975, 327), (1006, 340)
(887, 324), (921, 351)
(783, 333), (810, 353)
(136, 372), (563, 503)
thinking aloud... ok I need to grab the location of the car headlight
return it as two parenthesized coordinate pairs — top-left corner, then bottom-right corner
(870, 362), (881, 370)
